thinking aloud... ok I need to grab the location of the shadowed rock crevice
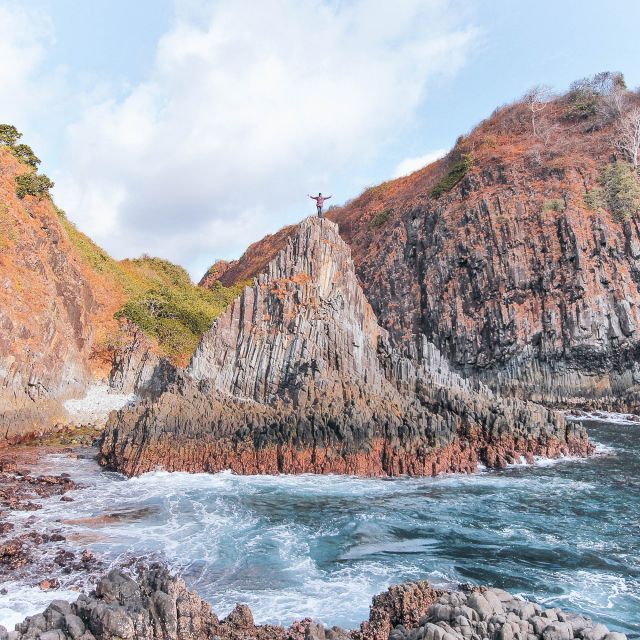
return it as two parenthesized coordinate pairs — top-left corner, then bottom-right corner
(100, 217), (591, 477)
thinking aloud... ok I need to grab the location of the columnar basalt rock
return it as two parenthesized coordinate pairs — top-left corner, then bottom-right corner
(200, 94), (640, 409)
(100, 217), (591, 477)
(107, 320), (176, 397)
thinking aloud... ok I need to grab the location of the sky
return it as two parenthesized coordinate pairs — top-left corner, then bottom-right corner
(2, 0), (640, 280)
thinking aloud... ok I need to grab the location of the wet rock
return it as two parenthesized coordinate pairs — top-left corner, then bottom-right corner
(305, 622), (326, 640)
(39, 578), (61, 590)
(541, 621), (572, 640)
(223, 605), (254, 629)
(63, 614), (85, 640)
(8, 570), (628, 640)
(583, 624), (611, 640)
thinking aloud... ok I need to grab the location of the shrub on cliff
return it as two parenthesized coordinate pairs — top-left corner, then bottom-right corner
(564, 71), (626, 122)
(584, 161), (640, 220)
(369, 209), (392, 228)
(54, 208), (244, 361)
(11, 143), (40, 168)
(0, 124), (21, 146)
(15, 172), (54, 199)
(430, 152), (474, 199)
(543, 199), (565, 212)
(115, 279), (243, 359)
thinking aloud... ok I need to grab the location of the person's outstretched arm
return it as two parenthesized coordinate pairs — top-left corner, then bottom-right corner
(308, 194), (318, 201)
(325, 195), (332, 200)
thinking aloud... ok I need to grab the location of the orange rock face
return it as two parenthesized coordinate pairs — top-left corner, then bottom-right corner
(0, 148), (126, 440)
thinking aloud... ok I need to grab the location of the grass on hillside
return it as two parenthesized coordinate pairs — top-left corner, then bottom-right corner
(584, 161), (640, 221)
(430, 153), (474, 199)
(56, 208), (245, 360)
(369, 209), (392, 228)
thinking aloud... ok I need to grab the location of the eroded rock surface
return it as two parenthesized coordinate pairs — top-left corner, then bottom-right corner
(3, 569), (627, 640)
(101, 217), (591, 477)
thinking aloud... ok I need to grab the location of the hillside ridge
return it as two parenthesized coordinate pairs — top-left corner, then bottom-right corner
(199, 73), (640, 409)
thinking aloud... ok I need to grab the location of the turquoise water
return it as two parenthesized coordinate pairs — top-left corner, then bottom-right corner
(2, 420), (638, 633)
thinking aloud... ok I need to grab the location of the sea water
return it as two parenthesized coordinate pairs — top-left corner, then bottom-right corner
(1, 419), (638, 633)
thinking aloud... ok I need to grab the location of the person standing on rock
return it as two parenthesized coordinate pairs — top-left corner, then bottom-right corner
(308, 192), (331, 217)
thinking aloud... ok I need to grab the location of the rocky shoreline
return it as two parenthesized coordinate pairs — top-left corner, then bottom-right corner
(0, 446), (105, 594)
(0, 436), (632, 638)
(1, 564), (628, 640)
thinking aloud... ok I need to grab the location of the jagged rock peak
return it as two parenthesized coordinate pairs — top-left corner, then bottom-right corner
(189, 216), (388, 406)
(100, 216), (592, 477)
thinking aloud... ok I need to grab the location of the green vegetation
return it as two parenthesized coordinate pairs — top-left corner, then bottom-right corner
(0, 124), (21, 146)
(55, 207), (140, 292)
(1, 123), (52, 198)
(15, 172), (54, 199)
(115, 277), (243, 358)
(369, 209), (392, 228)
(584, 161), (640, 221)
(11, 143), (40, 168)
(55, 207), (244, 360)
(430, 153), (474, 199)
(543, 199), (565, 212)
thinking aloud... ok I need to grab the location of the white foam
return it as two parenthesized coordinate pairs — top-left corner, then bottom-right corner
(63, 383), (136, 425)
(565, 410), (640, 426)
(1, 441), (635, 631)
(0, 583), (82, 631)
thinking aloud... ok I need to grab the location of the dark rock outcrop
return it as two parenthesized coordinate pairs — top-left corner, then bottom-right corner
(356, 583), (627, 640)
(2, 566), (257, 640)
(100, 217), (591, 477)
(328, 96), (640, 408)
(3, 568), (627, 640)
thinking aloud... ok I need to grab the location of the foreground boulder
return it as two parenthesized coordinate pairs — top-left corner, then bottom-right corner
(363, 585), (627, 640)
(2, 568), (627, 640)
(100, 217), (591, 477)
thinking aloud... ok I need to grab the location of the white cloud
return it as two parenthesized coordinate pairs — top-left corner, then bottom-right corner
(5, 0), (478, 279)
(0, 5), (54, 134)
(392, 148), (448, 178)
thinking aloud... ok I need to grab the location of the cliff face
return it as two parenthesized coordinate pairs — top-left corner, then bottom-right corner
(101, 217), (591, 477)
(202, 88), (640, 408)
(0, 148), (126, 440)
(0, 141), (242, 440)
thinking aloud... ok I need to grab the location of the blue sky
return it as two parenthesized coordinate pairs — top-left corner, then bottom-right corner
(2, 0), (639, 278)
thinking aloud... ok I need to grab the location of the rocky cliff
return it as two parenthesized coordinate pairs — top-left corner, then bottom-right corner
(0, 146), (126, 441)
(101, 216), (591, 477)
(0, 137), (239, 442)
(201, 79), (640, 408)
